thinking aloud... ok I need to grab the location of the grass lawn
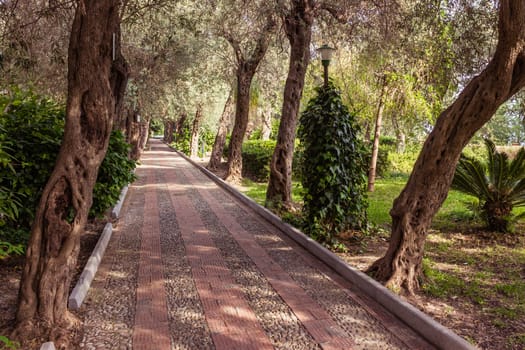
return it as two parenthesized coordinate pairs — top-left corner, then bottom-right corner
(237, 176), (525, 349)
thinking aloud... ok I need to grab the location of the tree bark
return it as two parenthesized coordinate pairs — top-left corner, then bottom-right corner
(190, 104), (203, 158)
(208, 87), (234, 170)
(138, 120), (150, 152)
(224, 17), (276, 183)
(164, 120), (175, 144)
(368, 0), (525, 295)
(15, 0), (122, 345)
(175, 111), (187, 139)
(368, 76), (387, 192)
(110, 25), (129, 127)
(266, 0), (314, 207)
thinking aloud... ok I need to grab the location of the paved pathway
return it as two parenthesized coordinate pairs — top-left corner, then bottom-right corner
(80, 139), (436, 350)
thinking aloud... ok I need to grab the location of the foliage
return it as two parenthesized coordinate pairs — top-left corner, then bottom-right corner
(221, 139), (301, 182)
(241, 140), (276, 181)
(0, 88), (136, 247)
(387, 144), (421, 176)
(0, 89), (65, 245)
(91, 131), (137, 217)
(366, 136), (396, 178)
(0, 335), (19, 350)
(0, 241), (24, 260)
(172, 118), (191, 154)
(298, 82), (368, 245)
(198, 126), (216, 158)
(0, 124), (23, 249)
(171, 119), (215, 158)
(150, 119), (164, 136)
(452, 139), (525, 232)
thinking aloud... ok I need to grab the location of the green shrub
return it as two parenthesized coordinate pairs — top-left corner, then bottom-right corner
(0, 88), (136, 247)
(91, 130), (137, 217)
(235, 139), (303, 182)
(0, 89), (65, 245)
(0, 335), (19, 350)
(172, 119), (191, 154)
(241, 140), (276, 181)
(387, 144), (421, 176)
(366, 137), (396, 178)
(298, 82), (368, 245)
(199, 126), (216, 157)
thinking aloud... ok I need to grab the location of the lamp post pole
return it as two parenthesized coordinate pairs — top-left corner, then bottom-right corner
(322, 59), (329, 86)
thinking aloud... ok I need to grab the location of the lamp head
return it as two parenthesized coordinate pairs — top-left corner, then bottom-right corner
(317, 44), (336, 66)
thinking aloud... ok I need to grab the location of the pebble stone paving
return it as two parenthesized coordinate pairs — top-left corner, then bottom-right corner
(79, 139), (436, 350)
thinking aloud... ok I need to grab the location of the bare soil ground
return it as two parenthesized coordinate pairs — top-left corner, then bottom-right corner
(338, 227), (525, 350)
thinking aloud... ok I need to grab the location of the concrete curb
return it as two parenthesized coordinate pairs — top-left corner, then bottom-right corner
(111, 185), (129, 219)
(173, 148), (476, 350)
(68, 222), (113, 310)
(39, 342), (56, 350)
(68, 182), (130, 310)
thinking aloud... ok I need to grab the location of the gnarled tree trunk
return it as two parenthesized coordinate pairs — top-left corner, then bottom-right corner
(15, 0), (123, 345)
(208, 86), (234, 170)
(368, 0), (525, 294)
(224, 18), (276, 183)
(266, 0), (314, 207)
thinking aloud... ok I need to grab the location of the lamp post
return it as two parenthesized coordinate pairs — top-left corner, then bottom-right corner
(316, 44), (336, 86)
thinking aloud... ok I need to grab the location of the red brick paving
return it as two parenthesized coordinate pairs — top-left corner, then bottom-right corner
(132, 170), (172, 349)
(183, 168), (356, 349)
(165, 169), (274, 350)
(126, 141), (436, 350)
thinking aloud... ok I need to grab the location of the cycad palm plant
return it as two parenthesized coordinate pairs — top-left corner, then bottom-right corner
(452, 139), (525, 232)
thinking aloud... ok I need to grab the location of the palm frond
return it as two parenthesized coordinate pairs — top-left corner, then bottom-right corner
(452, 155), (492, 200)
(508, 178), (525, 205)
(507, 146), (525, 182)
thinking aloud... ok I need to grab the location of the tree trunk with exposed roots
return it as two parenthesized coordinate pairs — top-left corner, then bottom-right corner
(14, 0), (124, 346)
(367, 0), (525, 295)
(266, 0), (314, 208)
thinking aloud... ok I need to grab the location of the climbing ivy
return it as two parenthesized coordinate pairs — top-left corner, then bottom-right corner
(298, 82), (368, 246)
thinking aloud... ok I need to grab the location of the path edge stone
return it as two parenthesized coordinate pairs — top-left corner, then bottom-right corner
(68, 222), (113, 310)
(173, 148), (477, 350)
(68, 182), (130, 310)
(111, 185), (129, 219)
(39, 342), (56, 350)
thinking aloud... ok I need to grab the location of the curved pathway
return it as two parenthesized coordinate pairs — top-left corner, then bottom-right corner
(79, 139), (435, 350)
